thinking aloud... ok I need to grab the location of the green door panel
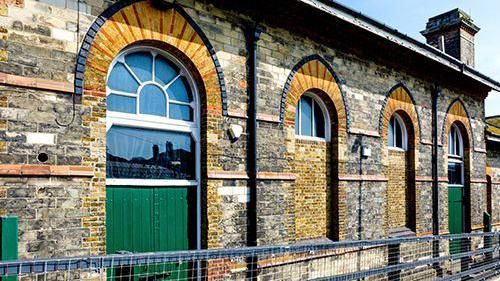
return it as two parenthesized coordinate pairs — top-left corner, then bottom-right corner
(448, 186), (463, 254)
(106, 186), (195, 280)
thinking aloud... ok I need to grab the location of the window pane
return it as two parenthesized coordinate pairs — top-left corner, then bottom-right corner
(300, 96), (313, 136)
(314, 101), (325, 138)
(170, 104), (193, 121)
(106, 126), (195, 180)
(449, 126), (455, 155)
(167, 77), (192, 103)
(125, 52), (152, 82)
(107, 94), (136, 114)
(108, 62), (139, 93)
(388, 118), (394, 147)
(139, 84), (166, 116)
(455, 130), (461, 156)
(448, 162), (463, 185)
(295, 101), (300, 135)
(155, 55), (179, 86)
(395, 119), (403, 148)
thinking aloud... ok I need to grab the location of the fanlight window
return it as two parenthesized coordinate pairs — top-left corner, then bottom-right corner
(107, 50), (194, 121)
(106, 48), (198, 181)
(448, 124), (463, 186)
(295, 95), (327, 139)
(388, 114), (407, 150)
(448, 124), (463, 157)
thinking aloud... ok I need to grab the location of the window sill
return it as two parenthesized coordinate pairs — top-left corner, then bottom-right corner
(295, 135), (329, 142)
(388, 146), (406, 152)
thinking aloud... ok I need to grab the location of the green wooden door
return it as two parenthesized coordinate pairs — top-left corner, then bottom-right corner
(448, 185), (463, 254)
(106, 186), (195, 280)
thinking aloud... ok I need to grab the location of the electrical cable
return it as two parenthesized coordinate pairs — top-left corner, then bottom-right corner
(55, 0), (80, 127)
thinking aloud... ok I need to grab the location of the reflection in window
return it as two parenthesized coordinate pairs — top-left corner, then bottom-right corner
(106, 126), (195, 180)
(295, 95), (326, 138)
(447, 124), (463, 186)
(388, 114), (407, 150)
(107, 50), (194, 121)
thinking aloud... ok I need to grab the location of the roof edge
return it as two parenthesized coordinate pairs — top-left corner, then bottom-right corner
(297, 0), (500, 92)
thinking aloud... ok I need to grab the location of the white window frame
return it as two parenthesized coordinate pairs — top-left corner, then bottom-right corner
(447, 124), (464, 187)
(388, 113), (408, 151)
(295, 92), (331, 142)
(105, 46), (201, 251)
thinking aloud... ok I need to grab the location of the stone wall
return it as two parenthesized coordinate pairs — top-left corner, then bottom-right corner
(0, 0), (494, 261)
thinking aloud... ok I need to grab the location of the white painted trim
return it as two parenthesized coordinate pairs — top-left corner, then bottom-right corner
(388, 146), (406, 152)
(295, 135), (328, 142)
(106, 179), (198, 186)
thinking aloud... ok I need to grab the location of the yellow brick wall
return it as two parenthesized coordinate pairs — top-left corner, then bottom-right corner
(387, 149), (408, 230)
(294, 139), (331, 240)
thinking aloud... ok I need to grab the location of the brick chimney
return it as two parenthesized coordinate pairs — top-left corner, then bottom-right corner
(421, 9), (480, 67)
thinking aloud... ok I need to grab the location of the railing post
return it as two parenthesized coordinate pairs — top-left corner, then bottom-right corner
(388, 243), (401, 281)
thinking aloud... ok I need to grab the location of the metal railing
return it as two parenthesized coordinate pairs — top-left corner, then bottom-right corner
(1, 232), (499, 280)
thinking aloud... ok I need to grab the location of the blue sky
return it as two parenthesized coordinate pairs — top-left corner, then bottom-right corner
(336, 0), (500, 117)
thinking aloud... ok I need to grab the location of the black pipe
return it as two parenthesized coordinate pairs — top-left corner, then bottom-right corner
(431, 86), (440, 236)
(246, 24), (262, 280)
(431, 85), (443, 276)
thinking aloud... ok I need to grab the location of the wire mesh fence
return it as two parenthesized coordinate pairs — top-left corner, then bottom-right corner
(1, 232), (499, 281)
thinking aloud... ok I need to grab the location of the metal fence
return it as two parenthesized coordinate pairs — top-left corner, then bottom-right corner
(1, 232), (499, 280)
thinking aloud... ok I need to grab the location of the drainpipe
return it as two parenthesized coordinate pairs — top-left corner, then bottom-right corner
(431, 85), (442, 276)
(431, 86), (440, 236)
(246, 24), (262, 280)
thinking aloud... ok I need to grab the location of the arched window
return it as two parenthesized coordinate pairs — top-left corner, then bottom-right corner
(106, 47), (199, 182)
(295, 94), (329, 140)
(388, 113), (407, 150)
(448, 124), (463, 186)
(105, 46), (200, 253)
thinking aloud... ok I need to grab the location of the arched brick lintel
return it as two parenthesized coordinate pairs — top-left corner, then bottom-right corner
(280, 55), (350, 133)
(379, 83), (422, 143)
(74, 0), (228, 116)
(441, 98), (474, 148)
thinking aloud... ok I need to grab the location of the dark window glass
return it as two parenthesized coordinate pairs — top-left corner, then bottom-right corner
(388, 117), (394, 147)
(139, 84), (166, 116)
(314, 101), (325, 138)
(454, 129), (461, 155)
(448, 162), (463, 185)
(395, 119), (403, 148)
(106, 126), (195, 180)
(107, 94), (136, 114)
(300, 96), (313, 136)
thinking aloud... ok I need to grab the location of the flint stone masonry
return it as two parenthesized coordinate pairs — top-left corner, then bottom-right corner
(0, 0), (495, 262)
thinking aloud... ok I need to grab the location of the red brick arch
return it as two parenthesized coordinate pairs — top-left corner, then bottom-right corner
(441, 99), (473, 148)
(380, 84), (421, 143)
(282, 57), (348, 135)
(82, 0), (223, 117)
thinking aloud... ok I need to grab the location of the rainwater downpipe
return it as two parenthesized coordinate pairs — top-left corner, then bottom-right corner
(246, 24), (262, 280)
(432, 85), (442, 276)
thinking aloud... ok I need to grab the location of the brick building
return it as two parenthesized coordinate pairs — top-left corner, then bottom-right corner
(0, 0), (499, 261)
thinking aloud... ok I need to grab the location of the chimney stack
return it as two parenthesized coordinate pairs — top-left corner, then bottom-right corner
(421, 9), (480, 67)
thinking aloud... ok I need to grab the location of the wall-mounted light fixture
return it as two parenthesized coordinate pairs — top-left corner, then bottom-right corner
(228, 124), (243, 141)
